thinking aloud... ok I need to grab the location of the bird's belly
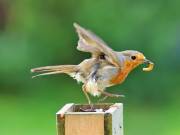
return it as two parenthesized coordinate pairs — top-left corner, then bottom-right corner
(85, 79), (102, 97)
(96, 66), (121, 87)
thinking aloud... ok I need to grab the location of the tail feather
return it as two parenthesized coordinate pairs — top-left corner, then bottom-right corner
(31, 65), (78, 78)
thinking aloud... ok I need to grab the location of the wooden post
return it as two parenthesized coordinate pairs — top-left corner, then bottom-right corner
(56, 103), (123, 135)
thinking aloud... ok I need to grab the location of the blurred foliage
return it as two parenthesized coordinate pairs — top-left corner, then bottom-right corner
(0, 0), (180, 135)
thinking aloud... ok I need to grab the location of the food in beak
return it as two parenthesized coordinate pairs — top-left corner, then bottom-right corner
(143, 60), (154, 71)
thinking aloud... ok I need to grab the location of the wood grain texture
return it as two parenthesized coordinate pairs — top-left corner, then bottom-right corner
(56, 103), (123, 135)
(104, 113), (112, 135)
(106, 103), (123, 135)
(65, 113), (104, 135)
(56, 103), (74, 135)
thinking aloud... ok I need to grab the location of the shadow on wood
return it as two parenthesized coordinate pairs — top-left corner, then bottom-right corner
(56, 103), (123, 135)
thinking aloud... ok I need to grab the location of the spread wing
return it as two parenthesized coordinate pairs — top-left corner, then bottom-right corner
(74, 23), (121, 67)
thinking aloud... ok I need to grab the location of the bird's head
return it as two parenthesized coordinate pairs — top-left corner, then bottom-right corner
(118, 50), (154, 71)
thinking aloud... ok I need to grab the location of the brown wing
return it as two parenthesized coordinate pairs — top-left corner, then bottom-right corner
(74, 23), (121, 67)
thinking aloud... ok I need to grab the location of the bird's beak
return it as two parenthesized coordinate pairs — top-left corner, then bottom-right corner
(142, 59), (154, 71)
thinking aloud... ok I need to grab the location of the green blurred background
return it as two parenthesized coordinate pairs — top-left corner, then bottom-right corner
(0, 0), (180, 135)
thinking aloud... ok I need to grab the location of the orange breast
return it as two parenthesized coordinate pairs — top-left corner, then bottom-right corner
(110, 61), (134, 84)
(110, 69), (128, 84)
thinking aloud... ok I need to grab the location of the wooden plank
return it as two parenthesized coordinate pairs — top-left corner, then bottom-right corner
(104, 113), (112, 135)
(56, 103), (74, 117)
(65, 113), (104, 135)
(105, 103), (123, 135)
(56, 103), (74, 135)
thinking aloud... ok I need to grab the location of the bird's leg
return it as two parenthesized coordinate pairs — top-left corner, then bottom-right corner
(82, 85), (91, 104)
(98, 90), (125, 98)
(81, 85), (94, 111)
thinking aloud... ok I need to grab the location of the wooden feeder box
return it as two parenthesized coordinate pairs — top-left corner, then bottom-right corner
(56, 103), (123, 135)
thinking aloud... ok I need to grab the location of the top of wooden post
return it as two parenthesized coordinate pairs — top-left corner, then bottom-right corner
(56, 103), (123, 135)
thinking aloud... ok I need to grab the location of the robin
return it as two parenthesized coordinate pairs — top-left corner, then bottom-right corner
(31, 23), (154, 104)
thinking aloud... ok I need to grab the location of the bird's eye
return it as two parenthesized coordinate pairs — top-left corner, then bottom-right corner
(99, 54), (105, 60)
(131, 56), (136, 60)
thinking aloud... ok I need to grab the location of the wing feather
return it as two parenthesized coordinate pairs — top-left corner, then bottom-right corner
(74, 23), (121, 67)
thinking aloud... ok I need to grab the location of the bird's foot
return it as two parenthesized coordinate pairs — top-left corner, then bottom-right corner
(80, 108), (95, 112)
(80, 104), (95, 112)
